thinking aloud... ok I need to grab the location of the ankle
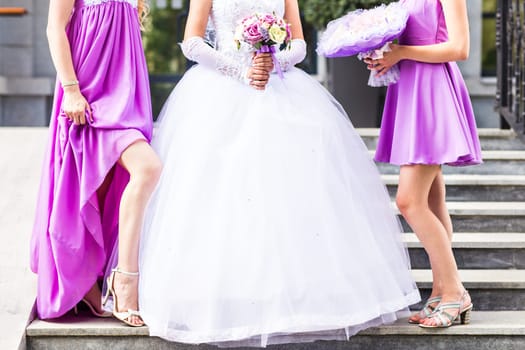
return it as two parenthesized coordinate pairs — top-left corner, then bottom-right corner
(440, 288), (467, 302)
(113, 267), (139, 276)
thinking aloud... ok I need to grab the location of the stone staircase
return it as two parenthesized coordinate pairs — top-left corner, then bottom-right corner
(25, 128), (525, 349)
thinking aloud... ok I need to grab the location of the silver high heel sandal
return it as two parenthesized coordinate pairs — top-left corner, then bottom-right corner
(408, 296), (442, 324)
(419, 291), (473, 328)
(102, 267), (145, 327)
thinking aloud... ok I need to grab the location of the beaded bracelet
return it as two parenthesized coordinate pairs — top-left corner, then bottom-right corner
(62, 80), (79, 88)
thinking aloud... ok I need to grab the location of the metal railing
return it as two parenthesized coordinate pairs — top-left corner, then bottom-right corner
(496, 0), (525, 140)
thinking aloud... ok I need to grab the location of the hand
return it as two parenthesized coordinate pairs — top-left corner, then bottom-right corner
(364, 44), (403, 77)
(247, 53), (274, 90)
(62, 87), (92, 125)
(252, 52), (274, 73)
(62, 86), (93, 125)
(247, 52), (274, 90)
(247, 67), (271, 90)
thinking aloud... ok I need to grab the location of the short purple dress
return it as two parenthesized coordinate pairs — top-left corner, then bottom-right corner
(30, 0), (153, 319)
(375, 0), (482, 166)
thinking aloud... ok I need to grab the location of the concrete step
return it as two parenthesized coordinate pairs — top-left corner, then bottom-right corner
(413, 269), (525, 311)
(373, 150), (525, 175)
(359, 128), (525, 151)
(404, 233), (525, 269)
(382, 174), (525, 201)
(396, 202), (525, 233)
(26, 312), (525, 350)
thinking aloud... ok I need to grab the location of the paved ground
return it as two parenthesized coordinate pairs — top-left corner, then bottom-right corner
(0, 128), (47, 349)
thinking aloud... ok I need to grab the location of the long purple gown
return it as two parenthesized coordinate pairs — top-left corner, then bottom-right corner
(30, 0), (153, 319)
(375, 0), (482, 166)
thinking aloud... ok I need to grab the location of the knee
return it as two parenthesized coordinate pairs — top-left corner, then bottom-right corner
(134, 158), (162, 189)
(396, 192), (416, 218)
(145, 158), (163, 184)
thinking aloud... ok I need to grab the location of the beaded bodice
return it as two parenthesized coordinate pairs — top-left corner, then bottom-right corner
(76, 0), (138, 8)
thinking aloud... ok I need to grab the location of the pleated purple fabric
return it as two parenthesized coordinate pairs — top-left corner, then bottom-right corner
(375, 0), (482, 166)
(30, 0), (152, 319)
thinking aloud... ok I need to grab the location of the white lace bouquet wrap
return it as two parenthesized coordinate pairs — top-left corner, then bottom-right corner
(234, 13), (292, 78)
(317, 2), (409, 87)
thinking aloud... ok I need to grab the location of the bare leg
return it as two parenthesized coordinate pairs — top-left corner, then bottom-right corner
(82, 282), (105, 314)
(112, 140), (162, 326)
(397, 165), (469, 326)
(428, 171), (453, 240)
(426, 171), (454, 304)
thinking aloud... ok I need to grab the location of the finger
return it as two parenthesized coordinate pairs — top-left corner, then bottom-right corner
(257, 60), (273, 68)
(253, 58), (270, 67)
(72, 114), (80, 125)
(254, 72), (269, 79)
(376, 67), (387, 77)
(251, 80), (267, 88)
(86, 104), (93, 123)
(250, 81), (265, 90)
(79, 111), (86, 125)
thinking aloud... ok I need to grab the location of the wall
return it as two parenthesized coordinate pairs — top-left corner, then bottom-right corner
(0, 0), (55, 126)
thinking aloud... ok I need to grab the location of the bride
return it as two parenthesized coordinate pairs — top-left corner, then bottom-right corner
(139, 0), (420, 346)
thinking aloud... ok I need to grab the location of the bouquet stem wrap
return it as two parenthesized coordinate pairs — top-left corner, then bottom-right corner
(358, 42), (400, 87)
(258, 45), (283, 79)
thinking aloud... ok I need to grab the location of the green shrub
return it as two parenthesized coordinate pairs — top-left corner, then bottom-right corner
(300, 0), (395, 29)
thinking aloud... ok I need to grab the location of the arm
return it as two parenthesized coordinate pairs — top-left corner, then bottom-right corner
(181, 0), (270, 89)
(47, 0), (92, 124)
(396, 0), (470, 62)
(369, 0), (469, 75)
(272, 0), (306, 72)
(284, 0), (304, 40)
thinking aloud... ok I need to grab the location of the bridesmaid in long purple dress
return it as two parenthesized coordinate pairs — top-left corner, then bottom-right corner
(365, 0), (481, 328)
(30, 0), (161, 326)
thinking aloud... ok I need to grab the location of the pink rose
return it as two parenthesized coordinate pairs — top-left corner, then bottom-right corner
(243, 23), (264, 45)
(261, 14), (276, 26)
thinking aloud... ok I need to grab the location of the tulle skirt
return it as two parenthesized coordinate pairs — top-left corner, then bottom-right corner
(139, 65), (420, 347)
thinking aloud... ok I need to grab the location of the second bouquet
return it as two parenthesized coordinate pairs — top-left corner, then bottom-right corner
(316, 2), (409, 87)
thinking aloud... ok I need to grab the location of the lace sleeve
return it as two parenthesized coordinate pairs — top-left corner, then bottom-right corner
(180, 37), (250, 84)
(274, 39), (307, 72)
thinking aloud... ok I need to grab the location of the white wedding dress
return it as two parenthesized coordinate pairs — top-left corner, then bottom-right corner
(139, 0), (420, 346)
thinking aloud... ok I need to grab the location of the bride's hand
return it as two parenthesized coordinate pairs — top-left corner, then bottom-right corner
(247, 52), (274, 90)
(252, 53), (274, 72)
(247, 67), (270, 90)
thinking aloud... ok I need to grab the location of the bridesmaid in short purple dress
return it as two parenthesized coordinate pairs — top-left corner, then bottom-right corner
(30, 0), (161, 326)
(365, 0), (481, 328)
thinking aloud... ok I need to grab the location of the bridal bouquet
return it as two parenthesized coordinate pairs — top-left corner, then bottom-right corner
(316, 2), (409, 86)
(234, 13), (292, 78)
